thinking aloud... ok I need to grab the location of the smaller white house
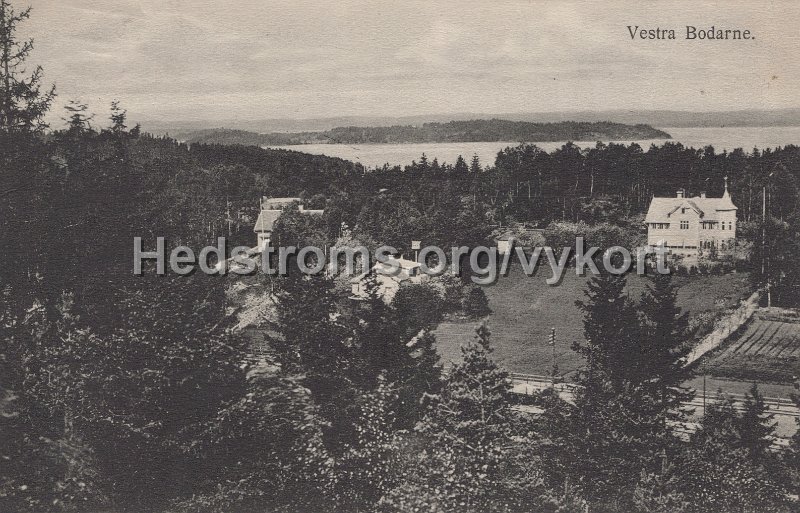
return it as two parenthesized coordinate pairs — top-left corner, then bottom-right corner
(350, 256), (429, 303)
(253, 197), (324, 250)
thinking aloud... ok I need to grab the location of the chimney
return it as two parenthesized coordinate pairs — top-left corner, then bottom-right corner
(676, 189), (685, 198)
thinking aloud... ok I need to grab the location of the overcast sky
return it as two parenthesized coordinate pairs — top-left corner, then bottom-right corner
(22, 0), (800, 124)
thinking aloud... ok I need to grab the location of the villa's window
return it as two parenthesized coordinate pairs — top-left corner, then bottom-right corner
(680, 221), (689, 229)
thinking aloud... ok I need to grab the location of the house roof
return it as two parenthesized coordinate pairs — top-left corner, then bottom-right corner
(493, 230), (515, 241)
(262, 197), (301, 209)
(376, 256), (421, 271)
(253, 210), (282, 233)
(645, 193), (737, 223)
(349, 269), (415, 284)
(253, 206), (325, 233)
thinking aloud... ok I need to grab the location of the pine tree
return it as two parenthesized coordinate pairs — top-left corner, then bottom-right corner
(0, 5), (56, 504)
(403, 330), (442, 412)
(0, 0), (55, 133)
(422, 323), (511, 443)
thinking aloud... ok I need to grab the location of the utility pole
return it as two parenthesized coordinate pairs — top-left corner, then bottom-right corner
(702, 358), (706, 414)
(548, 327), (557, 385)
(763, 172), (774, 307)
(226, 197), (232, 238)
(762, 185), (766, 275)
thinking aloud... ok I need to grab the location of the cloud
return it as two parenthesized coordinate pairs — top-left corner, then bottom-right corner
(20, 0), (800, 125)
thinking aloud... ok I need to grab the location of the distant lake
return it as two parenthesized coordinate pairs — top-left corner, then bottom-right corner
(264, 126), (800, 169)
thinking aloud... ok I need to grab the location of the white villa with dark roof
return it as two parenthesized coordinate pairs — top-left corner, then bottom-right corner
(644, 178), (737, 254)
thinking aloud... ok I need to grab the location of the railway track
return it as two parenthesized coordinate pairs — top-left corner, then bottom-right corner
(509, 372), (799, 448)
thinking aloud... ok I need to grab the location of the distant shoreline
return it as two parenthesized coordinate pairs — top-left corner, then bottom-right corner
(252, 126), (800, 169)
(180, 120), (671, 147)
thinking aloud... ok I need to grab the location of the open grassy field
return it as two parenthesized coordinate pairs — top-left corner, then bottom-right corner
(434, 264), (753, 376)
(701, 308), (800, 383)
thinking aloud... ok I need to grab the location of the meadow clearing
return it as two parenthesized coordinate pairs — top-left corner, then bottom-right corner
(434, 264), (753, 376)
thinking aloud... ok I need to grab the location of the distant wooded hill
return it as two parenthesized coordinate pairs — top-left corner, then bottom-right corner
(149, 108), (800, 135)
(180, 120), (671, 146)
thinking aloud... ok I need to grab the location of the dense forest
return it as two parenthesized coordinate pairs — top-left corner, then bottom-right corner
(3, 2), (800, 512)
(183, 119), (671, 146)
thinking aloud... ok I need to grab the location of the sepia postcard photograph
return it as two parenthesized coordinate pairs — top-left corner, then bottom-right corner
(2, 1), (800, 512)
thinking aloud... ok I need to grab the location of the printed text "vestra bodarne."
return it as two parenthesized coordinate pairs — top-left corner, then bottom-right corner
(627, 25), (754, 40)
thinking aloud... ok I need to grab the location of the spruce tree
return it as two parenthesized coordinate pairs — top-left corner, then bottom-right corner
(0, 5), (58, 508)
(559, 271), (674, 510)
(108, 100), (127, 134)
(335, 372), (399, 511)
(353, 275), (440, 428)
(173, 363), (334, 513)
(386, 324), (543, 512)
(631, 457), (689, 513)
(454, 154), (469, 175)
(639, 273), (694, 422)
(680, 392), (789, 512)
(788, 391), (800, 494)
(268, 271), (351, 380)
(574, 271), (641, 392)
(469, 154), (481, 174)
(0, 0), (55, 133)
(36, 274), (252, 510)
(737, 383), (776, 463)
(267, 270), (358, 449)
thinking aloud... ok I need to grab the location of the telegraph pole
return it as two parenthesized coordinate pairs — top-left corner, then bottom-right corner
(548, 327), (557, 385)
(702, 358), (707, 414)
(763, 172), (774, 307)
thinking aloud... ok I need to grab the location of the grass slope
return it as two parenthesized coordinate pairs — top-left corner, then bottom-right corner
(434, 264), (752, 376)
